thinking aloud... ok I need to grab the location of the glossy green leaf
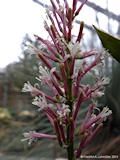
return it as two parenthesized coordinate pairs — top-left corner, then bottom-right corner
(93, 25), (120, 63)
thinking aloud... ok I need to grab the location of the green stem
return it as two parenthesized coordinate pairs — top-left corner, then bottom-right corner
(67, 143), (75, 160)
(67, 124), (76, 160)
(66, 67), (76, 160)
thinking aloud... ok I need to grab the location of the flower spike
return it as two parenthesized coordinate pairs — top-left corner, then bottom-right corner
(22, 0), (112, 159)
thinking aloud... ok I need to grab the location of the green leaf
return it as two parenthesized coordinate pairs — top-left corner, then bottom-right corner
(93, 25), (120, 63)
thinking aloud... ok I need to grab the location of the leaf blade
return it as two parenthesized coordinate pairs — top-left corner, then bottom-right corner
(93, 25), (120, 63)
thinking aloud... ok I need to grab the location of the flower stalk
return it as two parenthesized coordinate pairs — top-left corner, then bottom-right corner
(22, 0), (112, 159)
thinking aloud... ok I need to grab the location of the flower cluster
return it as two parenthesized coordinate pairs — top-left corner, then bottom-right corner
(22, 0), (112, 159)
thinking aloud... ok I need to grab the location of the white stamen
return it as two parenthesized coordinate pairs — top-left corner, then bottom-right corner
(21, 131), (36, 145)
(97, 77), (110, 87)
(91, 90), (104, 98)
(57, 104), (70, 120)
(36, 66), (51, 83)
(22, 81), (34, 92)
(101, 77), (110, 85)
(32, 94), (48, 110)
(68, 42), (80, 56)
(99, 106), (112, 119)
(62, 104), (70, 116)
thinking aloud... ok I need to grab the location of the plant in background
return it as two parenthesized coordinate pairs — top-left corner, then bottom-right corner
(22, 0), (112, 159)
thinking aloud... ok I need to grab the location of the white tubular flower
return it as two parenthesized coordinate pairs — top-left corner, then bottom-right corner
(57, 110), (64, 119)
(57, 104), (70, 120)
(22, 81), (34, 92)
(101, 77), (110, 85)
(97, 77), (110, 87)
(68, 42), (80, 56)
(36, 66), (51, 83)
(59, 4), (64, 12)
(91, 90), (104, 98)
(99, 106), (112, 120)
(62, 104), (70, 116)
(32, 94), (48, 110)
(21, 131), (36, 145)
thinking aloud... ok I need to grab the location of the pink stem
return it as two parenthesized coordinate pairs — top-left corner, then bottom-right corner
(49, 25), (65, 58)
(76, 136), (87, 158)
(75, 0), (87, 17)
(76, 50), (96, 59)
(50, 2), (64, 23)
(42, 52), (60, 62)
(52, 9), (63, 33)
(50, 25), (57, 39)
(68, 8), (73, 41)
(46, 107), (57, 119)
(84, 85), (102, 101)
(45, 112), (55, 127)
(34, 35), (57, 56)
(51, 5), (68, 40)
(62, 12), (68, 40)
(47, 11), (61, 37)
(70, 58), (75, 76)
(83, 116), (101, 130)
(32, 88), (57, 103)
(37, 53), (61, 81)
(50, 71), (64, 96)
(73, 92), (83, 121)
(60, 63), (68, 97)
(45, 23), (61, 52)
(72, 0), (77, 14)
(83, 123), (103, 147)
(37, 52), (52, 69)
(32, 132), (57, 139)
(76, 21), (84, 42)
(64, 0), (69, 13)
(50, 0), (57, 10)
(54, 120), (63, 146)
(74, 55), (101, 97)
(84, 104), (96, 123)
(81, 55), (101, 78)
(59, 125), (66, 144)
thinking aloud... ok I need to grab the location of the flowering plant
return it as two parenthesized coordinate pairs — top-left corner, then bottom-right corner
(22, 0), (112, 159)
